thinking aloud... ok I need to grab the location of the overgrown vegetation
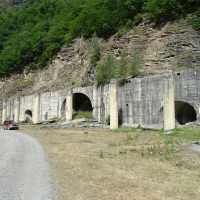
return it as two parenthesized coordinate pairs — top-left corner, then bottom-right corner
(113, 127), (200, 161)
(96, 54), (141, 85)
(73, 111), (93, 119)
(89, 35), (101, 69)
(188, 10), (200, 31)
(0, 0), (199, 77)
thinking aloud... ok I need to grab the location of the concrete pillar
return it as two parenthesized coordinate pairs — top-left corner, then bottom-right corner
(164, 74), (175, 132)
(66, 90), (73, 121)
(32, 93), (40, 124)
(97, 86), (102, 122)
(110, 80), (119, 129)
(93, 85), (98, 121)
(10, 100), (14, 120)
(128, 103), (134, 125)
(14, 97), (20, 123)
(2, 100), (7, 123)
(138, 79), (143, 127)
(19, 96), (24, 122)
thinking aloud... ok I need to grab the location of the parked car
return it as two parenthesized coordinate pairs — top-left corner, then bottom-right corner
(3, 120), (19, 130)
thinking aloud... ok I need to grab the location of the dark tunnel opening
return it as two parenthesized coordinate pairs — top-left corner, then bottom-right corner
(25, 109), (32, 118)
(24, 109), (32, 122)
(175, 101), (197, 125)
(73, 93), (93, 119)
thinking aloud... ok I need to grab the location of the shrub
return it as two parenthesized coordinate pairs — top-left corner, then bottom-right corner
(145, 0), (200, 23)
(188, 10), (200, 31)
(89, 35), (101, 68)
(96, 53), (141, 86)
(145, 0), (180, 22)
(127, 54), (141, 77)
(96, 55), (115, 86)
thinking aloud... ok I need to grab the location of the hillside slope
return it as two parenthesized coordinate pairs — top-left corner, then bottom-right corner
(0, 0), (199, 75)
(0, 19), (199, 97)
(0, 0), (199, 97)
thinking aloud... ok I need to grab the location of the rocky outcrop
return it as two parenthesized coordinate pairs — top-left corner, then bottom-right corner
(0, 19), (199, 97)
(0, 38), (92, 97)
(104, 20), (200, 75)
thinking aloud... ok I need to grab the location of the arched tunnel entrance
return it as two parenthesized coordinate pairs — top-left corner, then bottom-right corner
(175, 101), (197, 125)
(73, 93), (93, 119)
(25, 109), (32, 122)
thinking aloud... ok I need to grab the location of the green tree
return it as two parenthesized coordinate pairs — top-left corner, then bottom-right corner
(145, 0), (180, 22)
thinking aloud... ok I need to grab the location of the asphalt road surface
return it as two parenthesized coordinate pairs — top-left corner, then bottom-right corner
(0, 130), (55, 200)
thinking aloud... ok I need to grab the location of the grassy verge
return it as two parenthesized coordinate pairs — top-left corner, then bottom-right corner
(72, 111), (93, 119)
(21, 126), (200, 200)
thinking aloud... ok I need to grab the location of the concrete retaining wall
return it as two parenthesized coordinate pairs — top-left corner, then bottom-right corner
(2, 69), (200, 130)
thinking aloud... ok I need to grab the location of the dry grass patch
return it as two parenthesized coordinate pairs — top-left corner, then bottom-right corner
(21, 126), (200, 200)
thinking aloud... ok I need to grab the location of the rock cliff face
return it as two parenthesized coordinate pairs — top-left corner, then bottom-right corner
(105, 20), (200, 75)
(0, 19), (199, 97)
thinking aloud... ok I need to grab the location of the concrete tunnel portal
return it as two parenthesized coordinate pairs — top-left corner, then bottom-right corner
(25, 109), (32, 122)
(73, 93), (93, 118)
(175, 101), (197, 125)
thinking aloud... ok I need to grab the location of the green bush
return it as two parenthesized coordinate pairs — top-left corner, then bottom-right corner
(145, 0), (200, 23)
(96, 54), (141, 86)
(89, 35), (101, 68)
(96, 55), (115, 86)
(128, 54), (141, 77)
(188, 10), (200, 31)
(145, 0), (181, 22)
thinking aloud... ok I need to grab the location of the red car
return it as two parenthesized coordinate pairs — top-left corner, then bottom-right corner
(3, 120), (19, 130)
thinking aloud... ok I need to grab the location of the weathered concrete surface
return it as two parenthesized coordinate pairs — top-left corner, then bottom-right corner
(2, 69), (200, 130)
(32, 93), (40, 124)
(164, 74), (175, 131)
(66, 90), (73, 121)
(0, 130), (55, 200)
(110, 80), (119, 129)
(0, 19), (199, 100)
(175, 70), (200, 121)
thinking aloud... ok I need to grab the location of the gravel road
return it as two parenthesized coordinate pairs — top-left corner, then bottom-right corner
(0, 130), (55, 200)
